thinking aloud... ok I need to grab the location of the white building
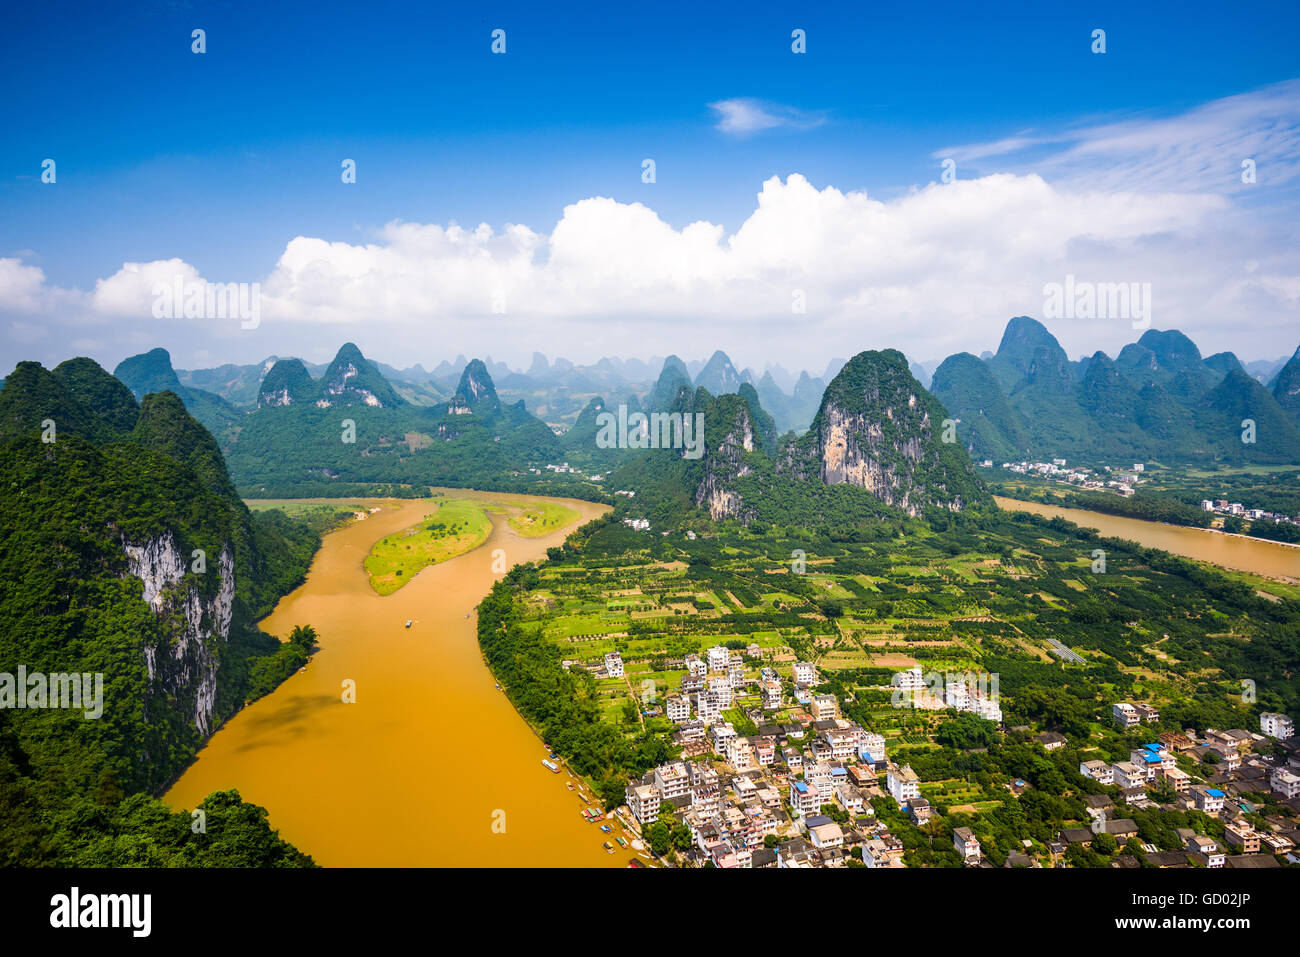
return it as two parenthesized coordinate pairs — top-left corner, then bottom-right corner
(653, 762), (691, 801)
(892, 667), (925, 692)
(953, 827), (981, 863)
(666, 695), (690, 723)
(1112, 702), (1140, 729)
(707, 645), (730, 673)
(793, 661), (816, 686)
(604, 651), (624, 678)
(887, 765), (920, 804)
(1271, 768), (1300, 800)
(1112, 761), (1147, 790)
(1080, 760), (1114, 785)
(709, 674), (733, 708)
(626, 783), (659, 825)
(1260, 712), (1295, 740)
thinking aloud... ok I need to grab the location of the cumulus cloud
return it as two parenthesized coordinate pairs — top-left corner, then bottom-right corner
(6, 73), (1300, 374)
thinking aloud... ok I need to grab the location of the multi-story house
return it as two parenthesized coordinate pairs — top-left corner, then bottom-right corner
(1270, 767), (1300, 800)
(953, 827), (982, 864)
(944, 676), (971, 712)
(1133, 703), (1160, 724)
(707, 645), (730, 673)
(626, 783), (660, 826)
(1160, 766), (1191, 793)
(1080, 760), (1114, 784)
(859, 731), (887, 765)
(822, 729), (859, 762)
(1113, 703), (1140, 729)
(603, 651), (624, 678)
(690, 785), (721, 820)
(794, 661), (817, 686)
(711, 722), (737, 756)
(835, 784), (865, 816)
(653, 762), (691, 801)
(789, 780), (821, 817)
(666, 695), (690, 723)
(893, 667), (925, 693)
(754, 737), (776, 766)
(685, 654), (707, 678)
(1225, 822), (1260, 854)
(710, 675), (733, 709)
(696, 690), (723, 723)
(1130, 746), (1169, 781)
(809, 821), (845, 850)
(972, 695), (1003, 723)
(862, 834), (906, 868)
(1111, 762), (1148, 791)
(1189, 835), (1224, 868)
(676, 719), (706, 743)
(887, 765), (921, 804)
(761, 676), (783, 710)
(811, 694), (839, 721)
(783, 748), (803, 772)
(1260, 712), (1295, 740)
(1193, 786), (1226, 815)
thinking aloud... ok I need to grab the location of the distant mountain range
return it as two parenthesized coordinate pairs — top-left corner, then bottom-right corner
(930, 318), (1300, 465)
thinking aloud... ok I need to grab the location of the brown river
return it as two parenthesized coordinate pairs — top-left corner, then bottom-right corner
(994, 496), (1299, 581)
(164, 490), (639, 867)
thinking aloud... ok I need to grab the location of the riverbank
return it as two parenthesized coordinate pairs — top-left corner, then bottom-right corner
(994, 496), (1299, 582)
(164, 491), (631, 866)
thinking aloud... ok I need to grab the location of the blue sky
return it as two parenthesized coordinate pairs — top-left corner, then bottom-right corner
(3, 0), (1299, 373)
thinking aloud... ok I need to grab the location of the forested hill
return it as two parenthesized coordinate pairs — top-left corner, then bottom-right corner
(609, 350), (989, 530)
(931, 318), (1300, 464)
(0, 357), (317, 865)
(120, 342), (579, 498)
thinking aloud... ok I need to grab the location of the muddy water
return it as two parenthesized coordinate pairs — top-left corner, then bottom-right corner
(995, 496), (1299, 581)
(164, 491), (635, 867)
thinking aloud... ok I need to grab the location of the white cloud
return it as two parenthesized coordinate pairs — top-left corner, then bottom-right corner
(6, 83), (1300, 370)
(709, 98), (825, 135)
(937, 78), (1300, 194)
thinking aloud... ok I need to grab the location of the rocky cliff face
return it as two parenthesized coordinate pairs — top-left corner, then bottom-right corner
(124, 533), (234, 736)
(314, 342), (400, 408)
(694, 399), (756, 521)
(779, 350), (984, 517)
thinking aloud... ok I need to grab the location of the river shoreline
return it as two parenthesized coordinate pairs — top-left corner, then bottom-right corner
(164, 491), (628, 867)
(994, 496), (1299, 581)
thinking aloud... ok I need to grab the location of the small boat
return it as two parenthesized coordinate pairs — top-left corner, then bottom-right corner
(404, 620), (412, 629)
(627, 859), (644, 869)
(603, 842), (615, 854)
(566, 782), (575, 791)
(599, 824), (612, 833)
(542, 759), (560, 773)
(494, 683), (500, 690)
(616, 837), (628, 848)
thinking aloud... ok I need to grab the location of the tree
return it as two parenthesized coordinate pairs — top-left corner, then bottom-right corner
(646, 820), (671, 856)
(288, 624), (318, 650)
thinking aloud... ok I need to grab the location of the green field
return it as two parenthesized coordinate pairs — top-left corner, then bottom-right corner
(507, 501), (580, 538)
(363, 499), (492, 595)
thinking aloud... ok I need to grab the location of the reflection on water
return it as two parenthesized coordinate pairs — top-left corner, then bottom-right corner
(995, 496), (1299, 581)
(164, 491), (634, 867)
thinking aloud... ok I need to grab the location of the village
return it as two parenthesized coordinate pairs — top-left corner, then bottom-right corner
(594, 646), (1300, 868)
